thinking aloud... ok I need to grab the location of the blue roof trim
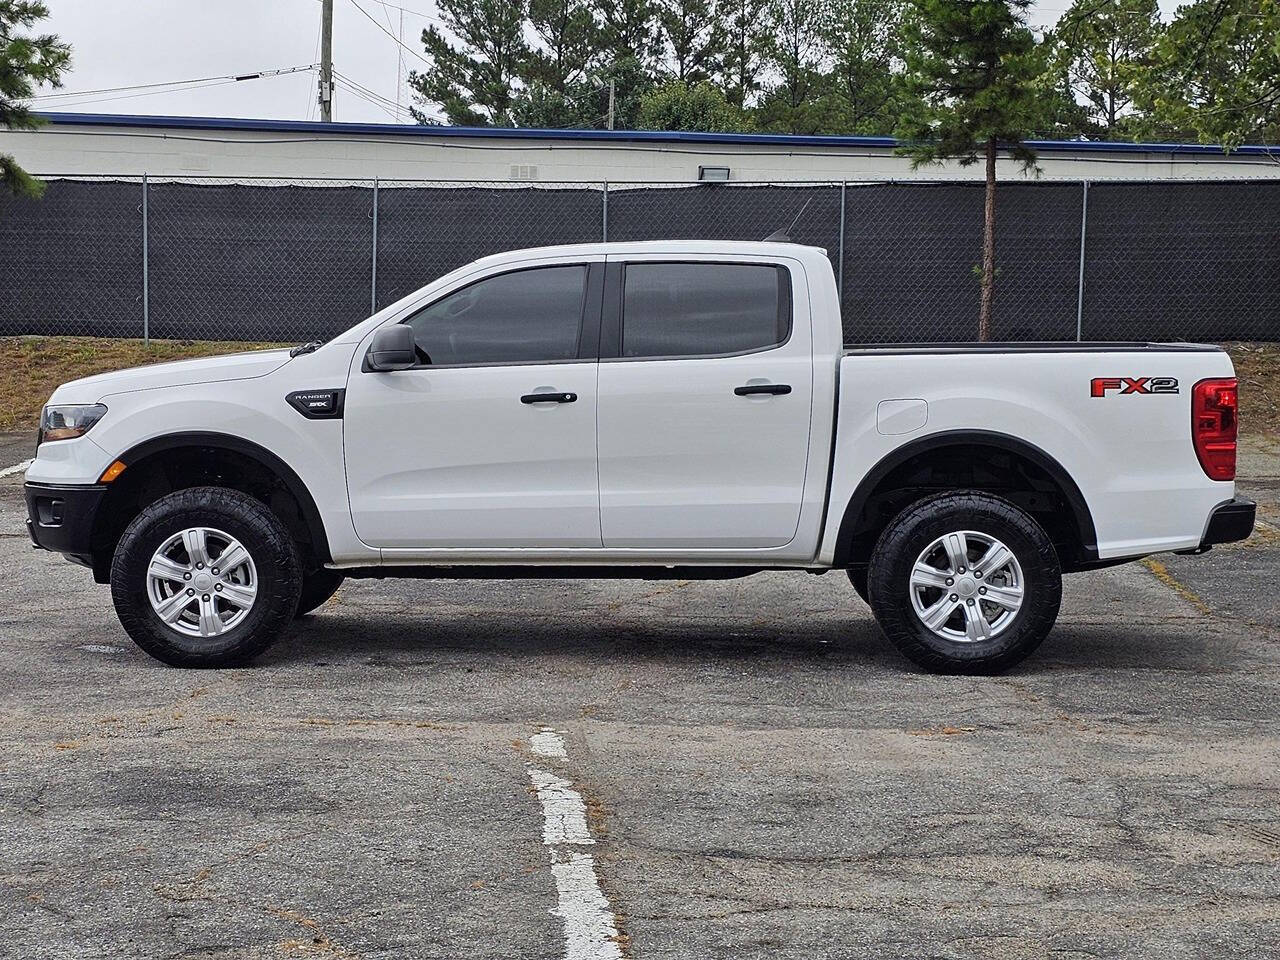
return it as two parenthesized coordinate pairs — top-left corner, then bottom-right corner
(36, 111), (1280, 157)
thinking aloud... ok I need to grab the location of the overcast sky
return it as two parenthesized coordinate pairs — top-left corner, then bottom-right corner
(30, 0), (1182, 126)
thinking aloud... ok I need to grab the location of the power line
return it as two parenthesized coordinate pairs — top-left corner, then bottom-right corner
(345, 0), (434, 67)
(334, 67), (444, 122)
(334, 76), (402, 120)
(31, 65), (318, 108)
(37, 78), (242, 110)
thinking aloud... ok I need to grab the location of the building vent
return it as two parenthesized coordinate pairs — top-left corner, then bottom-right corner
(509, 164), (539, 180)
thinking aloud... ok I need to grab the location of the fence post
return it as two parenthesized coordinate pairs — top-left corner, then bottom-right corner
(1075, 179), (1089, 342)
(141, 173), (150, 345)
(602, 180), (609, 242)
(837, 181), (846, 302)
(370, 177), (379, 316)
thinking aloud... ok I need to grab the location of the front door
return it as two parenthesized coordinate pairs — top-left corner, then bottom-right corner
(595, 258), (814, 550)
(344, 261), (602, 550)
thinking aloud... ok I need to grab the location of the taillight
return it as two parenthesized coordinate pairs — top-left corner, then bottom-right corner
(1192, 378), (1237, 481)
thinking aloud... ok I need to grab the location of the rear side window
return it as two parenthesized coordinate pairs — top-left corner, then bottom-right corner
(404, 265), (587, 365)
(621, 262), (790, 359)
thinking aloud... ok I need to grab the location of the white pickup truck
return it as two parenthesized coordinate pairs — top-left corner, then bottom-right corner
(25, 241), (1253, 673)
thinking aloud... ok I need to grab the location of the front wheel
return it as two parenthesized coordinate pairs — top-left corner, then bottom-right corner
(110, 487), (303, 667)
(867, 491), (1062, 674)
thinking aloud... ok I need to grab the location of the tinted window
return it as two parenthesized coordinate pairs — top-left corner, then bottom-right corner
(622, 263), (788, 359)
(404, 265), (587, 365)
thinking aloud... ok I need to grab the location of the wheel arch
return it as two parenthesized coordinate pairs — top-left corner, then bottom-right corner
(91, 432), (331, 577)
(832, 429), (1099, 570)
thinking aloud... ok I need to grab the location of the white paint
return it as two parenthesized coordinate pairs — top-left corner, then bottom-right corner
(548, 851), (625, 960)
(531, 727), (569, 761)
(527, 728), (625, 960)
(0, 459), (32, 479)
(529, 766), (594, 847)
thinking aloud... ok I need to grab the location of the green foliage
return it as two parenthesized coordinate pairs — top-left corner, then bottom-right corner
(823, 0), (909, 134)
(407, 0), (529, 125)
(1136, 0), (1280, 150)
(1048, 0), (1162, 138)
(715, 0), (771, 108)
(402, 0), (1280, 154)
(637, 79), (749, 130)
(895, 0), (1046, 170)
(0, 0), (70, 197)
(656, 0), (722, 82)
(752, 0), (829, 133)
(894, 0), (1049, 339)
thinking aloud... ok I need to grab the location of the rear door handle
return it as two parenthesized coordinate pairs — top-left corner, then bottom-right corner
(734, 384), (791, 396)
(521, 391), (577, 404)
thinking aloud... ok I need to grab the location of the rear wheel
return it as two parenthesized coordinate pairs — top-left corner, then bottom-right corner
(110, 487), (302, 667)
(867, 491), (1061, 674)
(295, 569), (345, 617)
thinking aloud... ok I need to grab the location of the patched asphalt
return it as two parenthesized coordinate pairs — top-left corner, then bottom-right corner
(2, 434), (1278, 959)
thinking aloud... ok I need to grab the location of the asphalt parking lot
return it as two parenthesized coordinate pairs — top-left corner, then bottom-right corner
(2, 434), (1278, 960)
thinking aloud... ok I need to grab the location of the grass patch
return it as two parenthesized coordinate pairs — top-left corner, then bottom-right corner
(1225, 342), (1280, 440)
(0, 336), (284, 432)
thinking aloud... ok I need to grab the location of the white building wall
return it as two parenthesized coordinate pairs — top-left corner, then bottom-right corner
(3, 119), (1279, 182)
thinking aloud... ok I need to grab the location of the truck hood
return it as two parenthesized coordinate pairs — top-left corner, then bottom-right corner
(48, 349), (294, 404)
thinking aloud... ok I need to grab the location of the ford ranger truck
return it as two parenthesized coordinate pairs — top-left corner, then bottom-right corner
(24, 242), (1255, 673)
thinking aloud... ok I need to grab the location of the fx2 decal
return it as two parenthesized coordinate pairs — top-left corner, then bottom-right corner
(1090, 377), (1180, 398)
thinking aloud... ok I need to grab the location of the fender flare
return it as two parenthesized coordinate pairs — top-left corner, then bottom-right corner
(832, 429), (1099, 567)
(113, 431), (331, 563)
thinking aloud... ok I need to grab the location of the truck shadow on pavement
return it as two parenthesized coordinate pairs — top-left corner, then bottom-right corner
(260, 602), (1247, 677)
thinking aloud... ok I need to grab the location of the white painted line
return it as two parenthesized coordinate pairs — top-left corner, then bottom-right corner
(527, 728), (625, 960)
(0, 459), (32, 479)
(529, 766), (595, 846)
(549, 851), (625, 960)
(531, 726), (569, 760)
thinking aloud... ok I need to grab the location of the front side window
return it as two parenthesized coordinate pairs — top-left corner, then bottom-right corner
(404, 265), (587, 366)
(621, 262), (790, 359)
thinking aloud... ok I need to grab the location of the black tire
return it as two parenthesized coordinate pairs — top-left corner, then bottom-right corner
(110, 486), (303, 667)
(295, 569), (345, 618)
(867, 491), (1061, 674)
(847, 566), (869, 604)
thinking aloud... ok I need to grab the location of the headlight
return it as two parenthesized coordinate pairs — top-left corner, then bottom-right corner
(38, 403), (108, 444)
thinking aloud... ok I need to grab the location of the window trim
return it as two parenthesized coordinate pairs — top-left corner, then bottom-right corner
(367, 262), (604, 371)
(600, 260), (794, 363)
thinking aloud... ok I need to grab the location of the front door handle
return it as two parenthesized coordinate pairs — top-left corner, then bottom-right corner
(521, 391), (577, 404)
(734, 384), (791, 397)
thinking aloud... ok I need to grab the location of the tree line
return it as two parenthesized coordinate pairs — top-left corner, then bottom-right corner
(408, 0), (1279, 152)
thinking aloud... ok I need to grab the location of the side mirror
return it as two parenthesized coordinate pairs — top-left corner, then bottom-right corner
(366, 325), (416, 371)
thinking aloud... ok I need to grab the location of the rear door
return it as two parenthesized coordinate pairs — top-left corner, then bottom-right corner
(595, 257), (814, 550)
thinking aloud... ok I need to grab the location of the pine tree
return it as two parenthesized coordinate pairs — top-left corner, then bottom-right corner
(655, 0), (723, 83)
(754, 0), (830, 134)
(716, 0), (771, 108)
(517, 0), (602, 127)
(896, 0), (1047, 341)
(0, 0), (71, 197)
(823, 0), (906, 134)
(408, 0), (529, 125)
(1050, 0), (1162, 138)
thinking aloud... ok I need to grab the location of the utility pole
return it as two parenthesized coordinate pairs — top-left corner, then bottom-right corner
(319, 0), (334, 121)
(607, 79), (615, 130)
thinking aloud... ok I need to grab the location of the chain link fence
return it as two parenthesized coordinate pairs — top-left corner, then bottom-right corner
(1, 176), (1276, 344)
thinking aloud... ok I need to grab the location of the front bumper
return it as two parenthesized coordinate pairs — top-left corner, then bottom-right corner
(24, 481), (107, 564)
(1200, 497), (1256, 547)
